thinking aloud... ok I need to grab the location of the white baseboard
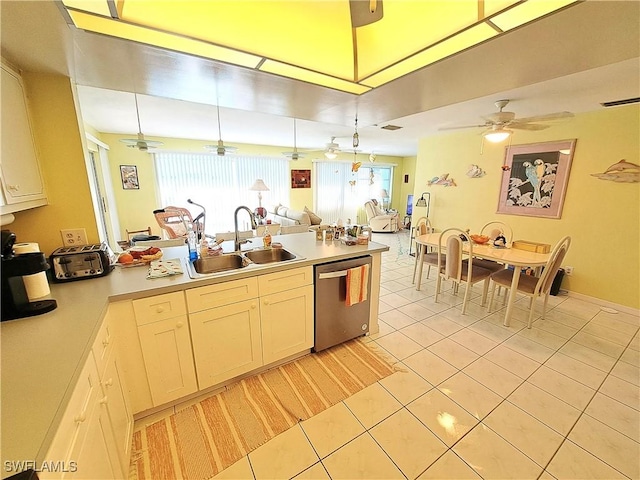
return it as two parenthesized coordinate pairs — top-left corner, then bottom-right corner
(566, 290), (640, 317)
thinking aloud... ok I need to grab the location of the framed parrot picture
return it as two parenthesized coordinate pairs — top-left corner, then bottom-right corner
(497, 139), (576, 219)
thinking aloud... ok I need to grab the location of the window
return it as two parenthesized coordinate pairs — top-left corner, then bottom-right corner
(154, 152), (289, 234)
(314, 161), (394, 224)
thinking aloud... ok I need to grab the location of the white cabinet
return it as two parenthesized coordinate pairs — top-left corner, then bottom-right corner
(92, 314), (133, 476)
(133, 292), (198, 406)
(0, 61), (47, 213)
(258, 267), (314, 364)
(186, 267), (314, 389)
(42, 315), (129, 480)
(187, 278), (262, 389)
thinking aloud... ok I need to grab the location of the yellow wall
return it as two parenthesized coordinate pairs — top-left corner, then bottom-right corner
(413, 104), (639, 309)
(99, 133), (405, 238)
(7, 73), (99, 255)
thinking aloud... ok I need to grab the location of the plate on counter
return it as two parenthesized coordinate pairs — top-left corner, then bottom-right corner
(115, 246), (163, 267)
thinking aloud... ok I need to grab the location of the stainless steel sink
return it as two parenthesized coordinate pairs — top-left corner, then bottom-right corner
(192, 253), (245, 274)
(244, 248), (296, 264)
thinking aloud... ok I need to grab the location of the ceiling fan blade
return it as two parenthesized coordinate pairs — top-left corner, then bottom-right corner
(438, 124), (486, 131)
(509, 122), (550, 131)
(513, 111), (574, 123)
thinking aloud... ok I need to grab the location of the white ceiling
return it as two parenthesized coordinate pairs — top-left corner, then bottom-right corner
(1, 1), (639, 158)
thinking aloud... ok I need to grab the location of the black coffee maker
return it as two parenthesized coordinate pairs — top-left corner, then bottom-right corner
(1, 230), (57, 321)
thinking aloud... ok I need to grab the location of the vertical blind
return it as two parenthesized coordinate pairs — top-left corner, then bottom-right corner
(314, 162), (394, 224)
(154, 152), (289, 234)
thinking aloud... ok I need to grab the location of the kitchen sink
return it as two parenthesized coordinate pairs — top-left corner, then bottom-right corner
(244, 248), (297, 264)
(192, 253), (246, 274)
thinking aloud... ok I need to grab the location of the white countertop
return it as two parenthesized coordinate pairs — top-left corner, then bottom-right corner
(0, 232), (388, 470)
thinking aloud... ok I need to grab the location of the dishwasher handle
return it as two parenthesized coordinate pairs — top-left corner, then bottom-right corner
(318, 270), (348, 279)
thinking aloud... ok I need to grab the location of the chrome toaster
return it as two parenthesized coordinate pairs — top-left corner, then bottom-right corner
(50, 243), (112, 282)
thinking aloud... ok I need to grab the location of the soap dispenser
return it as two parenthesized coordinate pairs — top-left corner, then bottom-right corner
(263, 225), (272, 248)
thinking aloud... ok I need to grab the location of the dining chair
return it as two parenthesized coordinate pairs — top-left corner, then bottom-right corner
(412, 218), (443, 284)
(126, 227), (152, 241)
(471, 221), (513, 274)
(487, 236), (571, 328)
(435, 228), (492, 314)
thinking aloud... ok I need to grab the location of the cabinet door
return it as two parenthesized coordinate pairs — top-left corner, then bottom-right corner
(261, 284), (314, 364)
(190, 299), (262, 389)
(101, 344), (133, 477)
(137, 316), (198, 406)
(0, 63), (46, 205)
(42, 359), (100, 480)
(65, 400), (122, 480)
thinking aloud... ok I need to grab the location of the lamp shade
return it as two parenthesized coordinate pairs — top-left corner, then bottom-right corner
(249, 179), (270, 191)
(483, 128), (512, 143)
(380, 189), (389, 199)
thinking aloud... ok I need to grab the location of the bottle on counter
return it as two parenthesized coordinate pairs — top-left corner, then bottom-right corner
(187, 229), (198, 261)
(263, 226), (272, 248)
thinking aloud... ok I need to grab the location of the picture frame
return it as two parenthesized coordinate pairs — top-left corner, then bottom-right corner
(291, 169), (311, 189)
(497, 140), (576, 219)
(120, 165), (140, 190)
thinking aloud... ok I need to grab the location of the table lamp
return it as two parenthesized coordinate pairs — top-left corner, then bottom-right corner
(380, 189), (389, 210)
(250, 179), (270, 224)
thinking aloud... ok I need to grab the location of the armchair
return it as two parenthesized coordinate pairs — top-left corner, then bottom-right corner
(364, 200), (399, 233)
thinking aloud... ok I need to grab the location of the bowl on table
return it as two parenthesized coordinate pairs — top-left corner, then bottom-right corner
(470, 234), (490, 244)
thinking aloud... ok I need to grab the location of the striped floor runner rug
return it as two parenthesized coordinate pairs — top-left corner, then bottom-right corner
(129, 339), (396, 480)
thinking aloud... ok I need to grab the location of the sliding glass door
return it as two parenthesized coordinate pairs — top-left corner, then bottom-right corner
(314, 161), (394, 225)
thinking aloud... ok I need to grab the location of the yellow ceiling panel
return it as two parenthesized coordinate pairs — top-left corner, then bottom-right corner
(483, 0), (520, 18)
(260, 60), (370, 95)
(62, 0), (112, 17)
(491, 0), (579, 31)
(118, 0), (356, 80)
(67, 10), (262, 68)
(356, 1), (479, 79)
(362, 22), (497, 88)
(64, 0), (580, 95)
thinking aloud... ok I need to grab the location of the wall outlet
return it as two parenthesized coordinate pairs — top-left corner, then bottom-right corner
(61, 228), (88, 246)
(564, 266), (574, 276)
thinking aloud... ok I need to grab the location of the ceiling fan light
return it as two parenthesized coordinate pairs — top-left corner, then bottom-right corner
(325, 151), (338, 160)
(484, 129), (512, 143)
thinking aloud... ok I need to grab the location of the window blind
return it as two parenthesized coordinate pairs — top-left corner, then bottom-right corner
(154, 152), (289, 234)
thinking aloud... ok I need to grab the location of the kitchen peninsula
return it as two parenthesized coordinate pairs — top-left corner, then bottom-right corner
(1, 232), (388, 479)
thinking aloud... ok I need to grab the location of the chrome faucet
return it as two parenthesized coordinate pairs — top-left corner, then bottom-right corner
(234, 206), (257, 252)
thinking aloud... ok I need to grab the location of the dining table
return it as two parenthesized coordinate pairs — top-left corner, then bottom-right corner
(414, 233), (551, 326)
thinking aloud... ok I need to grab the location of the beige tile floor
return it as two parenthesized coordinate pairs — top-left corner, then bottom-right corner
(211, 231), (640, 479)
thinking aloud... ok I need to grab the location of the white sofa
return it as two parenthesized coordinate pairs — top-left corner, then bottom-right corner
(364, 200), (400, 232)
(268, 204), (311, 226)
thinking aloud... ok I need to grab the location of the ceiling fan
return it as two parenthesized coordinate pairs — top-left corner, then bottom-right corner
(119, 93), (164, 151)
(323, 136), (342, 159)
(440, 99), (574, 142)
(282, 118), (305, 161)
(204, 103), (238, 155)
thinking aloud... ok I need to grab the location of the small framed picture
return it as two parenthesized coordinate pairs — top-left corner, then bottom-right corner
(291, 169), (311, 188)
(120, 165), (139, 190)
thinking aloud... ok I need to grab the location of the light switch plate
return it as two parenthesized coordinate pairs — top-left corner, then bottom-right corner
(61, 228), (88, 246)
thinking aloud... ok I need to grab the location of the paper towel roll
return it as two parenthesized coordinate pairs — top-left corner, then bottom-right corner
(13, 242), (51, 300)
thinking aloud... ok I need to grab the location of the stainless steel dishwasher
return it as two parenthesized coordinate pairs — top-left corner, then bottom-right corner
(313, 255), (372, 352)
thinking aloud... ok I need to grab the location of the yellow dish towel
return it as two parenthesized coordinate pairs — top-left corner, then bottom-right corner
(346, 264), (370, 306)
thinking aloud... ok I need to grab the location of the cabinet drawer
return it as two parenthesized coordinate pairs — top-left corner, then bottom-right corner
(258, 266), (313, 296)
(132, 291), (186, 326)
(186, 277), (258, 312)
